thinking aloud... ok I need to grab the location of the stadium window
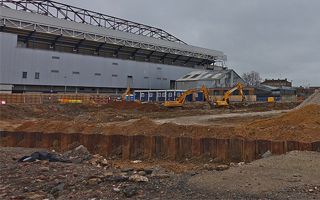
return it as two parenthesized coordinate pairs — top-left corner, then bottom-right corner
(51, 70), (59, 73)
(144, 77), (149, 79)
(72, 71), (80, 75)
(52, 56), (60, 59)
(157, 77), (161, 80)
(35, 72), (40, 79)
(94, 73), (101, 76)
(163, 78), (167, 80)
(112, 62), (119, 66)
(22, 72), (27, 79)
(157, 67), (162, 70)
(112, 74), (118, 77)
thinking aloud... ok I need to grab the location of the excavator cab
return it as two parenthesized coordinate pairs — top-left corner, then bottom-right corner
(163, 89), (197, 108)
(164, 85), (214, 108)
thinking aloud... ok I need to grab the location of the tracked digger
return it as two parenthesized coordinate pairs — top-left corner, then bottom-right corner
(164, 85), (214, 108)
(215, 83), (246, 107)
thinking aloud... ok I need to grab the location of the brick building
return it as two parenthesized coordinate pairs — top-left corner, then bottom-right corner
(261, 79), (292, 88)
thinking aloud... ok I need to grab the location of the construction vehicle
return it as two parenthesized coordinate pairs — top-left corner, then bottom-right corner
(121, 86), (132, 101)
(215, 83), (246, 107)
(164, 85), (214, 108)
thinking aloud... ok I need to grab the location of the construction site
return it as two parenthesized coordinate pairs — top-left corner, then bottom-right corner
(1, 1), (320, 200)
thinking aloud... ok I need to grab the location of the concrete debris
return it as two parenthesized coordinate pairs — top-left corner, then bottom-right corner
(63, 145), (92, 163)
(151, 173), (171, 179)
(121, 168), (134, 172)
(262, 150), (272, 158)
(203, 164), (215, 171)
(138, 171), (147, 176)
(113, 187), (121, 192)
(87, 178), (102, 185)
(123, 186), (138, 198)
(1, 147), (320, 199)
(129, 174), (149, 182)
(90, 154), (109, 168)
(144, 168), (153, 175)
(215, 165), (230, 171)
(131, 160), (142, 164)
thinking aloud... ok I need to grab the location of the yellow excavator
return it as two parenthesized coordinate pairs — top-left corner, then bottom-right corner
(164, 85), (214, 108)
(121, 86), (132, 101)
(215, 83), (246, 107)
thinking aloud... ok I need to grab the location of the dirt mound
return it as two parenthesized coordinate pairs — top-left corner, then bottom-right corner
(101, 101), (163, 112)
(296, 90), (320, 109)
(237, 104), (320, 142)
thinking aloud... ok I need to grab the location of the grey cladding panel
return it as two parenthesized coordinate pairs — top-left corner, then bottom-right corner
(0, 32), (195, 90)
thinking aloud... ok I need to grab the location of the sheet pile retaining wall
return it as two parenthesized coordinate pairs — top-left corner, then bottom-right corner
(1, 131), (319, 162)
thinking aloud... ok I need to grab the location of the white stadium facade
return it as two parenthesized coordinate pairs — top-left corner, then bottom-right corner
(0, 0), (226, 93)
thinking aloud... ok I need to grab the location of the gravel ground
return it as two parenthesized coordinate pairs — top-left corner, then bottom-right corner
(188, 151), (320, 199)
(1, 147), (319, 200)
(0, 147), (205, 200)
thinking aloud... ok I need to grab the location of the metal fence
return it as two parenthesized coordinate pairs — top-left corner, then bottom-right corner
(0, 93), (113, 104)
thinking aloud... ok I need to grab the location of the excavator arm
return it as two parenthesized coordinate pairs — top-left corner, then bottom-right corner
(122, 86), (131, 101)
(164, 85), (213, 108)
(215, 83), (245, 107)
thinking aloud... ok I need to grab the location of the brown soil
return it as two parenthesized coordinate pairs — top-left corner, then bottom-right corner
(236, 104), (320, 142)
(2, 102), (319, 142)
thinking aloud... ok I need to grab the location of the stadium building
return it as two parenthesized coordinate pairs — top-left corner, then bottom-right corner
(0, 0), (227, 93)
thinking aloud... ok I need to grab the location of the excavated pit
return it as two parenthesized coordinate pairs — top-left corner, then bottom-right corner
(1, 102), (319, 163)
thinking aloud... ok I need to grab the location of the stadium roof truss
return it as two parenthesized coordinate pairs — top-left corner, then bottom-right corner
(0, 0), (227, 66)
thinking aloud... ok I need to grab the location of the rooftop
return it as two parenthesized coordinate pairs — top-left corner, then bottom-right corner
(0, 0), (227, 67)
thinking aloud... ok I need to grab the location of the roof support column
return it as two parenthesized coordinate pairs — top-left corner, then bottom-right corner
(24, 30), (36, 48)
(50, 35), (62, 50)
(73, 39), (85, 53)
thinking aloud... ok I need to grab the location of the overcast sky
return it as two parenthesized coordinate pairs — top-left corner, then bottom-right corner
(64, 0), (320, 86)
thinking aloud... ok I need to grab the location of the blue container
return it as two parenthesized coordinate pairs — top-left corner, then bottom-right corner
(175, 91), (184, 100)
(195, 92), (204, 101)
(125, 95), (135, 102)
(134, 92), (141, 101)
(140, 92), (149, 102)
(149, 92), (157, 102)
(185, 94), (193, 102)
(275, 97), (281, 102)
(130, 95), (135, 102)
(166, 91), (175, 101)
(257, 97), (267, 102)
(157, 92), (166, 102)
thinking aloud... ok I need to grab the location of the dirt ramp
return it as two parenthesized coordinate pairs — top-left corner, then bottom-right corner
(296, 89), (320, 109)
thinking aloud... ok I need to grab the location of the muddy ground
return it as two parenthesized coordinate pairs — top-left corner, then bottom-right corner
(0, 147), (319, 200)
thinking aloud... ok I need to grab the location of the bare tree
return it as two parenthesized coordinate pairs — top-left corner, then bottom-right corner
(242, 71), (262, 86)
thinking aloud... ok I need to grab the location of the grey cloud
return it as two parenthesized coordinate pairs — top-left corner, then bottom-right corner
(63, 0), (320, 86)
